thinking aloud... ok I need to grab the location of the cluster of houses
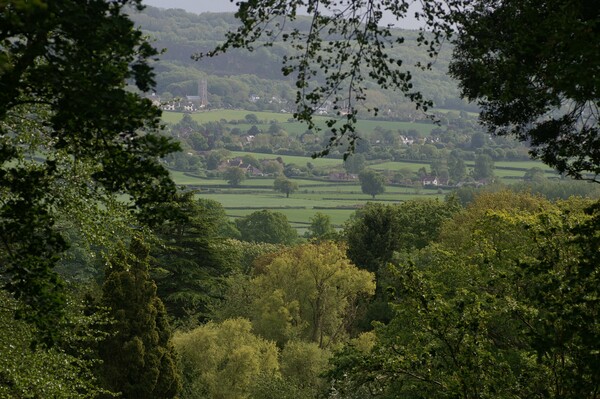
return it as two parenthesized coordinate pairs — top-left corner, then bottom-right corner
(217, 157), (284, 177)
(147, 93), (207, 113)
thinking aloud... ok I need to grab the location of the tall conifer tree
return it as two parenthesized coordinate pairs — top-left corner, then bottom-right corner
(99, 238), (181, 399)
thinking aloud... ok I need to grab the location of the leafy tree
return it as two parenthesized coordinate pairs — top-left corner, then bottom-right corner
(345, 199), (461, 327)
(171, 113), (201, 139)
(524, 167), (547, 183)
(213, 239), (282, 275)
(0, 291), (112, 398)
(332, 193), (600, 398)
(359, 169), (386, 199)
(449, 0), (600, 180)
(470, 131), (487, 149)
(224, 166), (246, 187)
(262, 159), (285, 175)
(0, 0), (178, 343)
(306, 212), (338, 240)
(344, 153), (367, 174)
(473, 153), (495, 180)
(429, 158), (449, 180)
(245, 113), (260, 124)
(448, 152), (467, 183)
(274, 175), (299, 197)
(98, 238), (181, 399)
(279, 340), (331, 396)
(345, 200), (460, 275)
(248, 242), (375, 347)
(236, 210), (298, 245)
(173, 318), (279, 399)
(206, 150), (229, 170)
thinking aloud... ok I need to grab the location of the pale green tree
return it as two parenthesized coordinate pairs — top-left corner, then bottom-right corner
(173, 318), (279, 399)
(280, 340), (331, 396)
(274, 175), (299, 198)
(250, 242), (375, 347)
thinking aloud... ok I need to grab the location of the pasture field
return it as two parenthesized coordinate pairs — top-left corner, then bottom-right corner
(162, 110), (436, 137)
(170, 169), (446, 230)
(493, 161), (556, 171)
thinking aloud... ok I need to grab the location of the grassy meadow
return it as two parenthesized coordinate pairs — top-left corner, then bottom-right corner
(163, 110), (436, 137)
(171, 168), (448, 233)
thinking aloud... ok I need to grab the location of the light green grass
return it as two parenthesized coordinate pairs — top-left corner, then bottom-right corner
(162, 110), (436, 137)
(371, 161), (430, 172)
(494, 161), (556, 171)
(171, 165), (446, 227)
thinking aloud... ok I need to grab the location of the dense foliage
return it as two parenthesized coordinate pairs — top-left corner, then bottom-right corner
(99, 239), (181, 399)
(450, 0), (600, 180)
(0, 0), (178, 344)
(331, 192), (600, 398)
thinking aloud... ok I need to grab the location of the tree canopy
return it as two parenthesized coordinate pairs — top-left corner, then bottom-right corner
(450, 0), (600, 180)
(274, 175), (299, 198)
(0, 0), (178, 344)
(358, 169), (386, 199)
(331, 192), (600, 398)
(236, 210), (298, 245)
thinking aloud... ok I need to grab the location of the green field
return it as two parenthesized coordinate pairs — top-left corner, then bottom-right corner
(162, 110), (436, 137)
(170, 168), (447, 232)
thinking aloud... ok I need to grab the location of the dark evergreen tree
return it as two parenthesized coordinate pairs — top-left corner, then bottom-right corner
(99, 238), (181, 399)
(153, 193), (234, 325)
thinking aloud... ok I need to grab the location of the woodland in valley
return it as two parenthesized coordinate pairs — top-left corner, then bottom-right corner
(0, 0), (598, 398)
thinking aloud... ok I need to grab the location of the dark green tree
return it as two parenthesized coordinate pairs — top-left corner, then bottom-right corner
(359, 169), (386, 199)
(224, 166), (246, 187)
(153, 193), (235, 325)
(449, 0), (599, 180)
(0, 0), (178, 343)
(343, 153), (367, 174)
(448, 152), (467, 183)
(345, 199), (461, 275)
(274, 175), (299, 198)
(99, 238), (181, 399)
(473, 153), (495, 180)
(236, 210), (298, 245)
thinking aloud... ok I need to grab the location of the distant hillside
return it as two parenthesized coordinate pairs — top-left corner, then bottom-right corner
(130, 6), (476, 113)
